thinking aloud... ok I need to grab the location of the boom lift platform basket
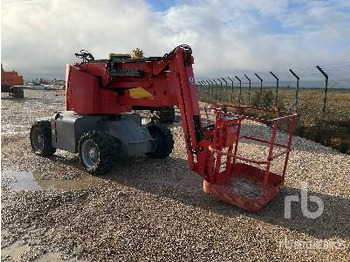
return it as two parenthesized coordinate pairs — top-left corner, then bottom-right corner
(201, 105), (296, 211)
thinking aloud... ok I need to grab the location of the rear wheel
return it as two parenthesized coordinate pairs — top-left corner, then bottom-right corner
(30, 121), (56, 156)
(15, 89), (24, 98)
(146, 124), (174, 158)
(10, 88), (24, 98)
(158, 106), (175, 123)
(78, 131), (116, 175)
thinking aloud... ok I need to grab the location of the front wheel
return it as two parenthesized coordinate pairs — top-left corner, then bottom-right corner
(78, 131), (116, 175)
(146, 124), (174, 159)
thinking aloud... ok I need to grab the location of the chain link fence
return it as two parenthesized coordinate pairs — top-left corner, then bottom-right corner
(195, 70), (350, 153)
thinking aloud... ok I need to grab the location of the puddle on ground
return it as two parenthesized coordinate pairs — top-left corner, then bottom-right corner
(1, 240), (85, 262)
(1, 171), (91, 191)
(1, 240), (29, 261)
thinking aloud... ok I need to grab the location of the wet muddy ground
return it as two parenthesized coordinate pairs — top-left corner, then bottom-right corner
(1, 90), (349, 261)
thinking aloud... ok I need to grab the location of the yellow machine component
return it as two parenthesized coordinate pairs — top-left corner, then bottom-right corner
(130, 87), (153, 98)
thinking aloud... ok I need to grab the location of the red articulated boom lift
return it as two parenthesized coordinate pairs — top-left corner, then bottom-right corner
(30, 45), (296, 211)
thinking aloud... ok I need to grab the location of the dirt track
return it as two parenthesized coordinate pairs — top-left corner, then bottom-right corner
(1, 90), (349, 261)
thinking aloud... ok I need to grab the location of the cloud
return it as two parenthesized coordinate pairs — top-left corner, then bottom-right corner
(1, 0), (156, 76)
(1, 0), (349, 82)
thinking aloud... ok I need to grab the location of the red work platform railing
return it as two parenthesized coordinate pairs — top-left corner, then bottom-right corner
(201, 104), (297, 211)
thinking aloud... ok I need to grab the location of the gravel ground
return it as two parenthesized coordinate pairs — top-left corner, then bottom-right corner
(1, 90), (349, 261)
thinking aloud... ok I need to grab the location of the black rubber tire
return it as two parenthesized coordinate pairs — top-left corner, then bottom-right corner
(30, 121), (56, 156)
(14, 89), (24, 98)
(158, 106), (176, 123)
(146, 124), (174, 159)
(78, 131), (116, 175)
(9, 89), (24, 98)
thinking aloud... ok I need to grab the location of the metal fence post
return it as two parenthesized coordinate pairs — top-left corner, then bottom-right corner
(200, 80), (205, 91)
(222, 77), (228, 92)
(205, 80), (211, 93)
(235, 76), (242, 105)
(254, 73), (263, 94)
(316, 65), (329, 113)
(289, 69), (300, 108)
(270, 71), (279, 106)
(244, 74), (251, 104)
(208, 79), (214, 95)
(212, 79), (218, 100)
(227, 76), (234, 103)
(217, 78), (223, 102)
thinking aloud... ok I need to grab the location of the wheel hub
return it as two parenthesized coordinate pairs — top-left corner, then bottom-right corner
(37, 134), (43, 145)
(81, 140), (100, 168)
(32, 130), (44, 151)
(89, 147), (98, 159)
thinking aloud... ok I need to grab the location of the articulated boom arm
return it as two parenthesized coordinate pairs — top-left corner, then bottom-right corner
(166, 45), (203, 169)
(66, 45), (203, 170)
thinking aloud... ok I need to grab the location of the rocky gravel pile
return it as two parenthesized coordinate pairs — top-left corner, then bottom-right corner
(1, 90), (349, 261)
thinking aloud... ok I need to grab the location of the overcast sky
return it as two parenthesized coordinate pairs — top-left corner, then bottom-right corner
(2, 0), (350, 84)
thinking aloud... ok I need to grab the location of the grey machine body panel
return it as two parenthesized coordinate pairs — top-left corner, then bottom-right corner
(50, 111), (154, 156)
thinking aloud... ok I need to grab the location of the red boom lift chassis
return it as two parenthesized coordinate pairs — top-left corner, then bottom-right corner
(30, 45), (296, 211)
